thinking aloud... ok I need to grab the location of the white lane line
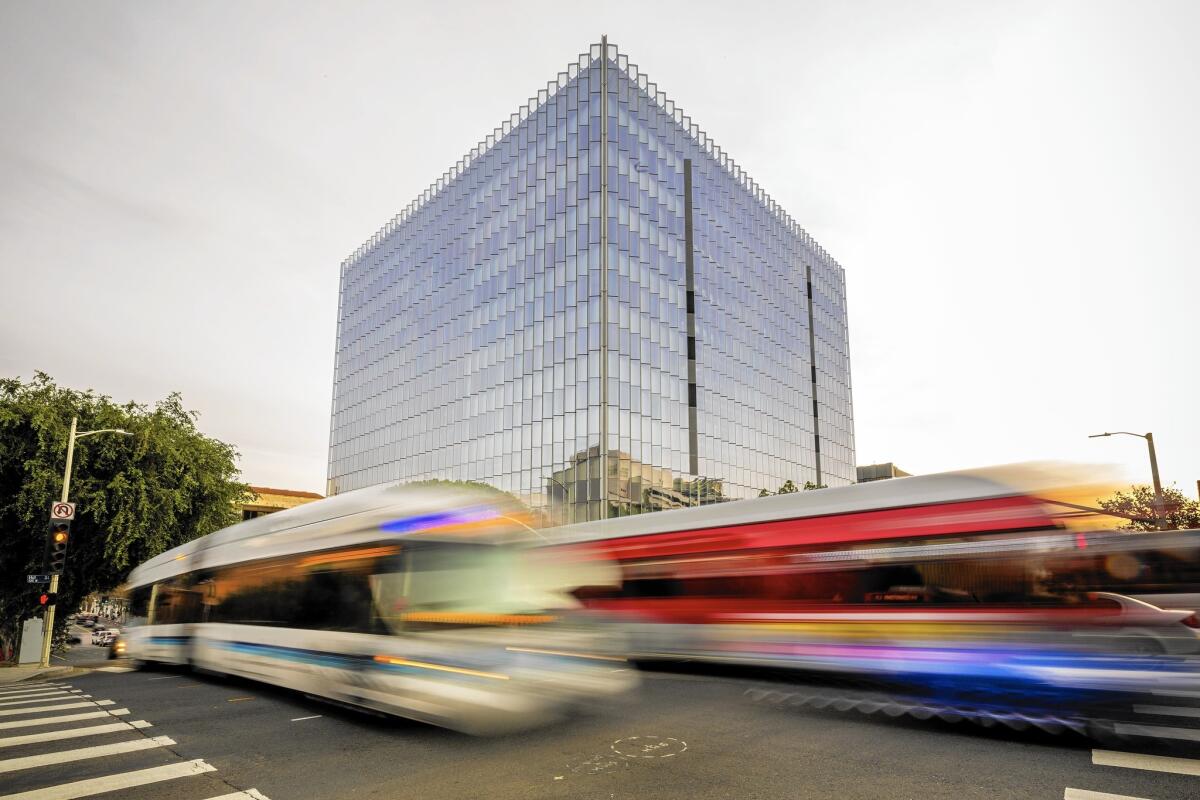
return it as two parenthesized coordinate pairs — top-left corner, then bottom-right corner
(0, 758), (216, 800)
(0, 701), (112, 718)
(94, 666), (134, 673)
(0, 695), (90, 708)
(1093, 749), (1200, 776)
(290, 715), (322, 722)
(1112, 722), (1200, 742)
(0, 735), (175, 774)
(0, 691), (80, 703)
(1133, 704), (1200, 718)
(0, 709), (128, 731)
(1064, 789), (1150, 800)
(146, 675), (182, 681)
(201, 790), (271, 800)
(0, 721), (152, 749)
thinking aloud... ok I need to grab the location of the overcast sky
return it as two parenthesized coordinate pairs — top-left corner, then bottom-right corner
(2, 0), (1196, 497)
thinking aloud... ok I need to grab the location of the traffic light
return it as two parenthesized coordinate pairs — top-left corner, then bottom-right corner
(45, 521), (71, 575)
(38, 592), (58, 607)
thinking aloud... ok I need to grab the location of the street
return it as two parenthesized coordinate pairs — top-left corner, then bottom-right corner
(3, 661), (1200, 800)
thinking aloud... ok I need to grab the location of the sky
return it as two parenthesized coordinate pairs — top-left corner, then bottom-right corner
(1, 0), (1197, 497)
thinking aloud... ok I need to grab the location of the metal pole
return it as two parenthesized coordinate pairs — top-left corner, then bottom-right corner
(40, 417), (77, 668)
(1145, 432), (1167, 531)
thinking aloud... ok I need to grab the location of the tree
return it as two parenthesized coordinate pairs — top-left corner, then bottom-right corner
(758, 488), (771, 497)
(803, 481), (827, 491)
(0, 373), (248, 661)
(1098, 484), (1200, 531)
(777, 480), (798, 494)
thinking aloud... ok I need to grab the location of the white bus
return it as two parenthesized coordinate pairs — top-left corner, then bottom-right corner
(124, 482), (635, 734)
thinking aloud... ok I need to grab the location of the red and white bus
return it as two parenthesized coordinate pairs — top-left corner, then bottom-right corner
(547, 471), (1200, 694)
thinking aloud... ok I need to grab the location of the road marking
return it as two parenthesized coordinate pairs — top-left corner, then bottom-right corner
(1093, 749), (1200, 776)
(93, 666), (134, 673)
(1133, 704), (1200, 718)
(0, 735), (175, 774)
(0, 709), (128, 731)
(0, 757), (215, 800)
(0, 695), (89, 708)
(0, 685), (67, 696)
(1111, 722), (1200, 742)
(1064, 789), (1151, 800)
(290, 715), (322, 722)
(0, 721), (152, 749)
(201, 790), (272, 800)
(146, 675), (182, 681)
(0, 691), (79, 703)
(0, 701), (112, 718)
(226, 697), (254, 703)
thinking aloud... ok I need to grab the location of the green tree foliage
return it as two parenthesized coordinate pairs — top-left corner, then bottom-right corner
(758, 488), (771, 497)
(777, 479), (798, 494)
(803, 481), (827, 491)
(1098, 484), (1200, 531)
(0, 373), (248, 660)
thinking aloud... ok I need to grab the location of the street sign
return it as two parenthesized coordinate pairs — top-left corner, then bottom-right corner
(27, 574), (51, 584)
(50, 502), (75, 521)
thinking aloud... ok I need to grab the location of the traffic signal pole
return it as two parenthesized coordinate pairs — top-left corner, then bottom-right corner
(39, 417), (77, 668)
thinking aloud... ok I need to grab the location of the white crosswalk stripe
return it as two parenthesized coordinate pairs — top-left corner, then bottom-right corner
(0, 701), (112, 718)
(0, 685), (67, 697)
(0, 692), (81, 704)
(1093, 749), (1200, 776)
(0, 735), (175, 774)
(0, 680), (272, 800)
(0, 696), (89, 708)
(0, 758), (216, 800)
(0, 709), (129, 731)
(0, 721), (152, 749)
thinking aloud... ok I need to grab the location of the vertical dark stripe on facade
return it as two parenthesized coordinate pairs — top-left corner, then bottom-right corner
(805, 264), (823, 486)
(683, 159), (699, 476)
(598, 36), (610, 518)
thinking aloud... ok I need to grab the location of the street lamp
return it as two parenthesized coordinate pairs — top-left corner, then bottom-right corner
(39, 416), (134, 667)
(544, 475), (570, 527)
(1088, 431), (1168, 531)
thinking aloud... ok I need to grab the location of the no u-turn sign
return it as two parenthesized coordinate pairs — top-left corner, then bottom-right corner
(50, 501), (75, 521)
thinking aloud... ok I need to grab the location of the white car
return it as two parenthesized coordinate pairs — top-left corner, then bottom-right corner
(1087, 592), (1200, 655)
(91, 629), (118, 646)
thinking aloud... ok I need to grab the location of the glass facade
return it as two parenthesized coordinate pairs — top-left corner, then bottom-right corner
(329, 40), (854, 522)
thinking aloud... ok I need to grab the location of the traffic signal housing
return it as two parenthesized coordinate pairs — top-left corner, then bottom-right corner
(45, 521), (71, 575)
(38, 592), (58, 607)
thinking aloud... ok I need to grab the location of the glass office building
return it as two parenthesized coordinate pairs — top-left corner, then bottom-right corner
(328, 39), (854, 522)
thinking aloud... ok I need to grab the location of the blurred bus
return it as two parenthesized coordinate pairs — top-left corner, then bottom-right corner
(549, 472), (1200, 696)
(124, 483), (635, 734)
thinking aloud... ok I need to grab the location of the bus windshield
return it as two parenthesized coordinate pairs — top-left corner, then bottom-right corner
(371, 543), (578, 632)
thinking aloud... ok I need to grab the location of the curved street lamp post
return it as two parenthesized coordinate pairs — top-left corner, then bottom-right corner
(39, 417), (134, 668)
(1088, 430), (1167, 531)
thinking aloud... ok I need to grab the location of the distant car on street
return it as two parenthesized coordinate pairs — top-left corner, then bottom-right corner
(91, 629), (118, 646)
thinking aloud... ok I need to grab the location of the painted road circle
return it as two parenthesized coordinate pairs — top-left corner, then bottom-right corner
(611, 735), (688, 759)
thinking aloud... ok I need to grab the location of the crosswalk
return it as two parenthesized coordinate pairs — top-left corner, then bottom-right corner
(1062, 693), (1200, 800)
(0, 681), (270, 800)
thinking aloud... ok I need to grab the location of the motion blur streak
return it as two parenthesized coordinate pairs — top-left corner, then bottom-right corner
(545, 464), (1200, 730)
(121, 482), (636, 735)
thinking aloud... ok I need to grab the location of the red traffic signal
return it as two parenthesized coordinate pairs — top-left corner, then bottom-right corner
(38, 592), (57, 606)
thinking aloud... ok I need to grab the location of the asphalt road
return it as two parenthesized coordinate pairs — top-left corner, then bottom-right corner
(3, 661), (1200, 800)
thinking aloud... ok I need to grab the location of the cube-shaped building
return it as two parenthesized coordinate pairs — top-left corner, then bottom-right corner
(328, 39), (854, 521)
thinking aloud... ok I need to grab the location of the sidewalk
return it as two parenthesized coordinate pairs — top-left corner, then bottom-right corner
(0, 664), (78, 685)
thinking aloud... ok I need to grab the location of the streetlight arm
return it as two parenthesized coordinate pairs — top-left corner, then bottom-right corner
(1088, 431), (1146, 440)
(74, 428), (134, 440)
